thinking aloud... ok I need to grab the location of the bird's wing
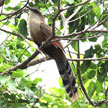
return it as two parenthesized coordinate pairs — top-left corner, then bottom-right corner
(40, 23), (64, 51)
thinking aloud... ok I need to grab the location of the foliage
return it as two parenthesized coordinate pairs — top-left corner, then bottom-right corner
(0, 0), (108, 108)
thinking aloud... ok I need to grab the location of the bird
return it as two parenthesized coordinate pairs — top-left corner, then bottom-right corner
(27, 6), (78, 102)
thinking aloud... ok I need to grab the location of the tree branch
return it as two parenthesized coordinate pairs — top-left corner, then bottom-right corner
(56, 29), (108, 39)
(8, 50), (40, 73)
(68, 57), (108, 61)
(0, 0), (29, 21)
(67, 5), (82, 21)
(27, 56), (51, 67)
(68, 8), (93, 23)
(0, 28), (32, 41)
(61, 0), (91, 11)
(77, 40), (94, 106)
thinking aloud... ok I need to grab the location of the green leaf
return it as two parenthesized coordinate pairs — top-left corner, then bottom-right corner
(7, 79), (16, 90)
(40, 96), (53, 103)
(0, 76), (9, 85)
(89, 62), (96, 69)
(18, 19), (28, 37)
(87, 81), (96, 97)
(12, 69), (24, 78)
(71, 41), (78, 51)
(94, 7), (101, 18)
(97, 69), (105, 82)
(3, 93), (16, 100)
(80, 61), (91, 73)
(94, 44), (102, 51)
(102, 34), (108, 48)
(87, 70), (96, 79)
(87, 10), (95, 25)
(18, 78), (32, 89)
(58, 77), (63, 87)
(23, 50), (31, 57)
(66, 0), (74, 4)
(92, 3), (101, 18)
(32, 78), (42, 85)
(5, 47), (10, 57)
(0, 63), (12, 72)
(94, 44), (104, 57)
(97, 61), (108, 82)
(84, 46), (94, 58)
(96, 81), (103, 92)
(4, 0), (10, 5)
(5, 2), (22, 11)
(89, 37), (97, 42)
(49, 87), (65, 97)
(12, 55), (18, 62)
(41, 8), (48, 15)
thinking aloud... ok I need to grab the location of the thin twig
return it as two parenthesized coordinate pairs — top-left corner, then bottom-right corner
(68, 8), (93, 23)
(0, 0), (29, 21)
(61, 0), (91, 11)
(68, 57), (108, 61)
(31, 86), (42, 108)
(0, 53), (18, 63)
(0, 34), (11, 45)
(58, 0), (61, 10)
(25, 63), (41, 78)
(67, 46), (75, 68)
(45, 92), (62, 98)
(77, 40), (94, 106)
(0, 28), (32, 45)
(105, 87), (108, 108)
(67, 5), (82, 21)
(55, 29), (108, 39)
(18, 46), (30, 62)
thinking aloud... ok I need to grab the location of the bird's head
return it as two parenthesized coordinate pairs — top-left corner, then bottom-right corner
(27, 6), (44, 22)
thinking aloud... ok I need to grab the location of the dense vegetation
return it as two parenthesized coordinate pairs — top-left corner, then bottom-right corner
(0, 0), (108, 107)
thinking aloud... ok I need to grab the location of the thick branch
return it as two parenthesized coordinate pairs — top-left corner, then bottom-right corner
(27, 56), (108, 68)
(28, 56), (51, 67)
(8, 50), (40, 73)
(94, 100), (108, 107)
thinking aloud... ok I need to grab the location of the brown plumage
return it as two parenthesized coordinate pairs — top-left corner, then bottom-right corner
(28, 7), (78, 102)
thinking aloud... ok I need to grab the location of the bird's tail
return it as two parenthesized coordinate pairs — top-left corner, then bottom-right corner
(55, 53), (78, 102)
(43, 45), (78, 101)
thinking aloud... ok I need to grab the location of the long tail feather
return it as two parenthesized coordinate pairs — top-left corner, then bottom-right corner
(43, 45), (78, 101)
(56, 58), (78, 102)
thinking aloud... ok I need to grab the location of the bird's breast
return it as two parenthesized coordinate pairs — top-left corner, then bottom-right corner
(29, 19), (45, 46)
